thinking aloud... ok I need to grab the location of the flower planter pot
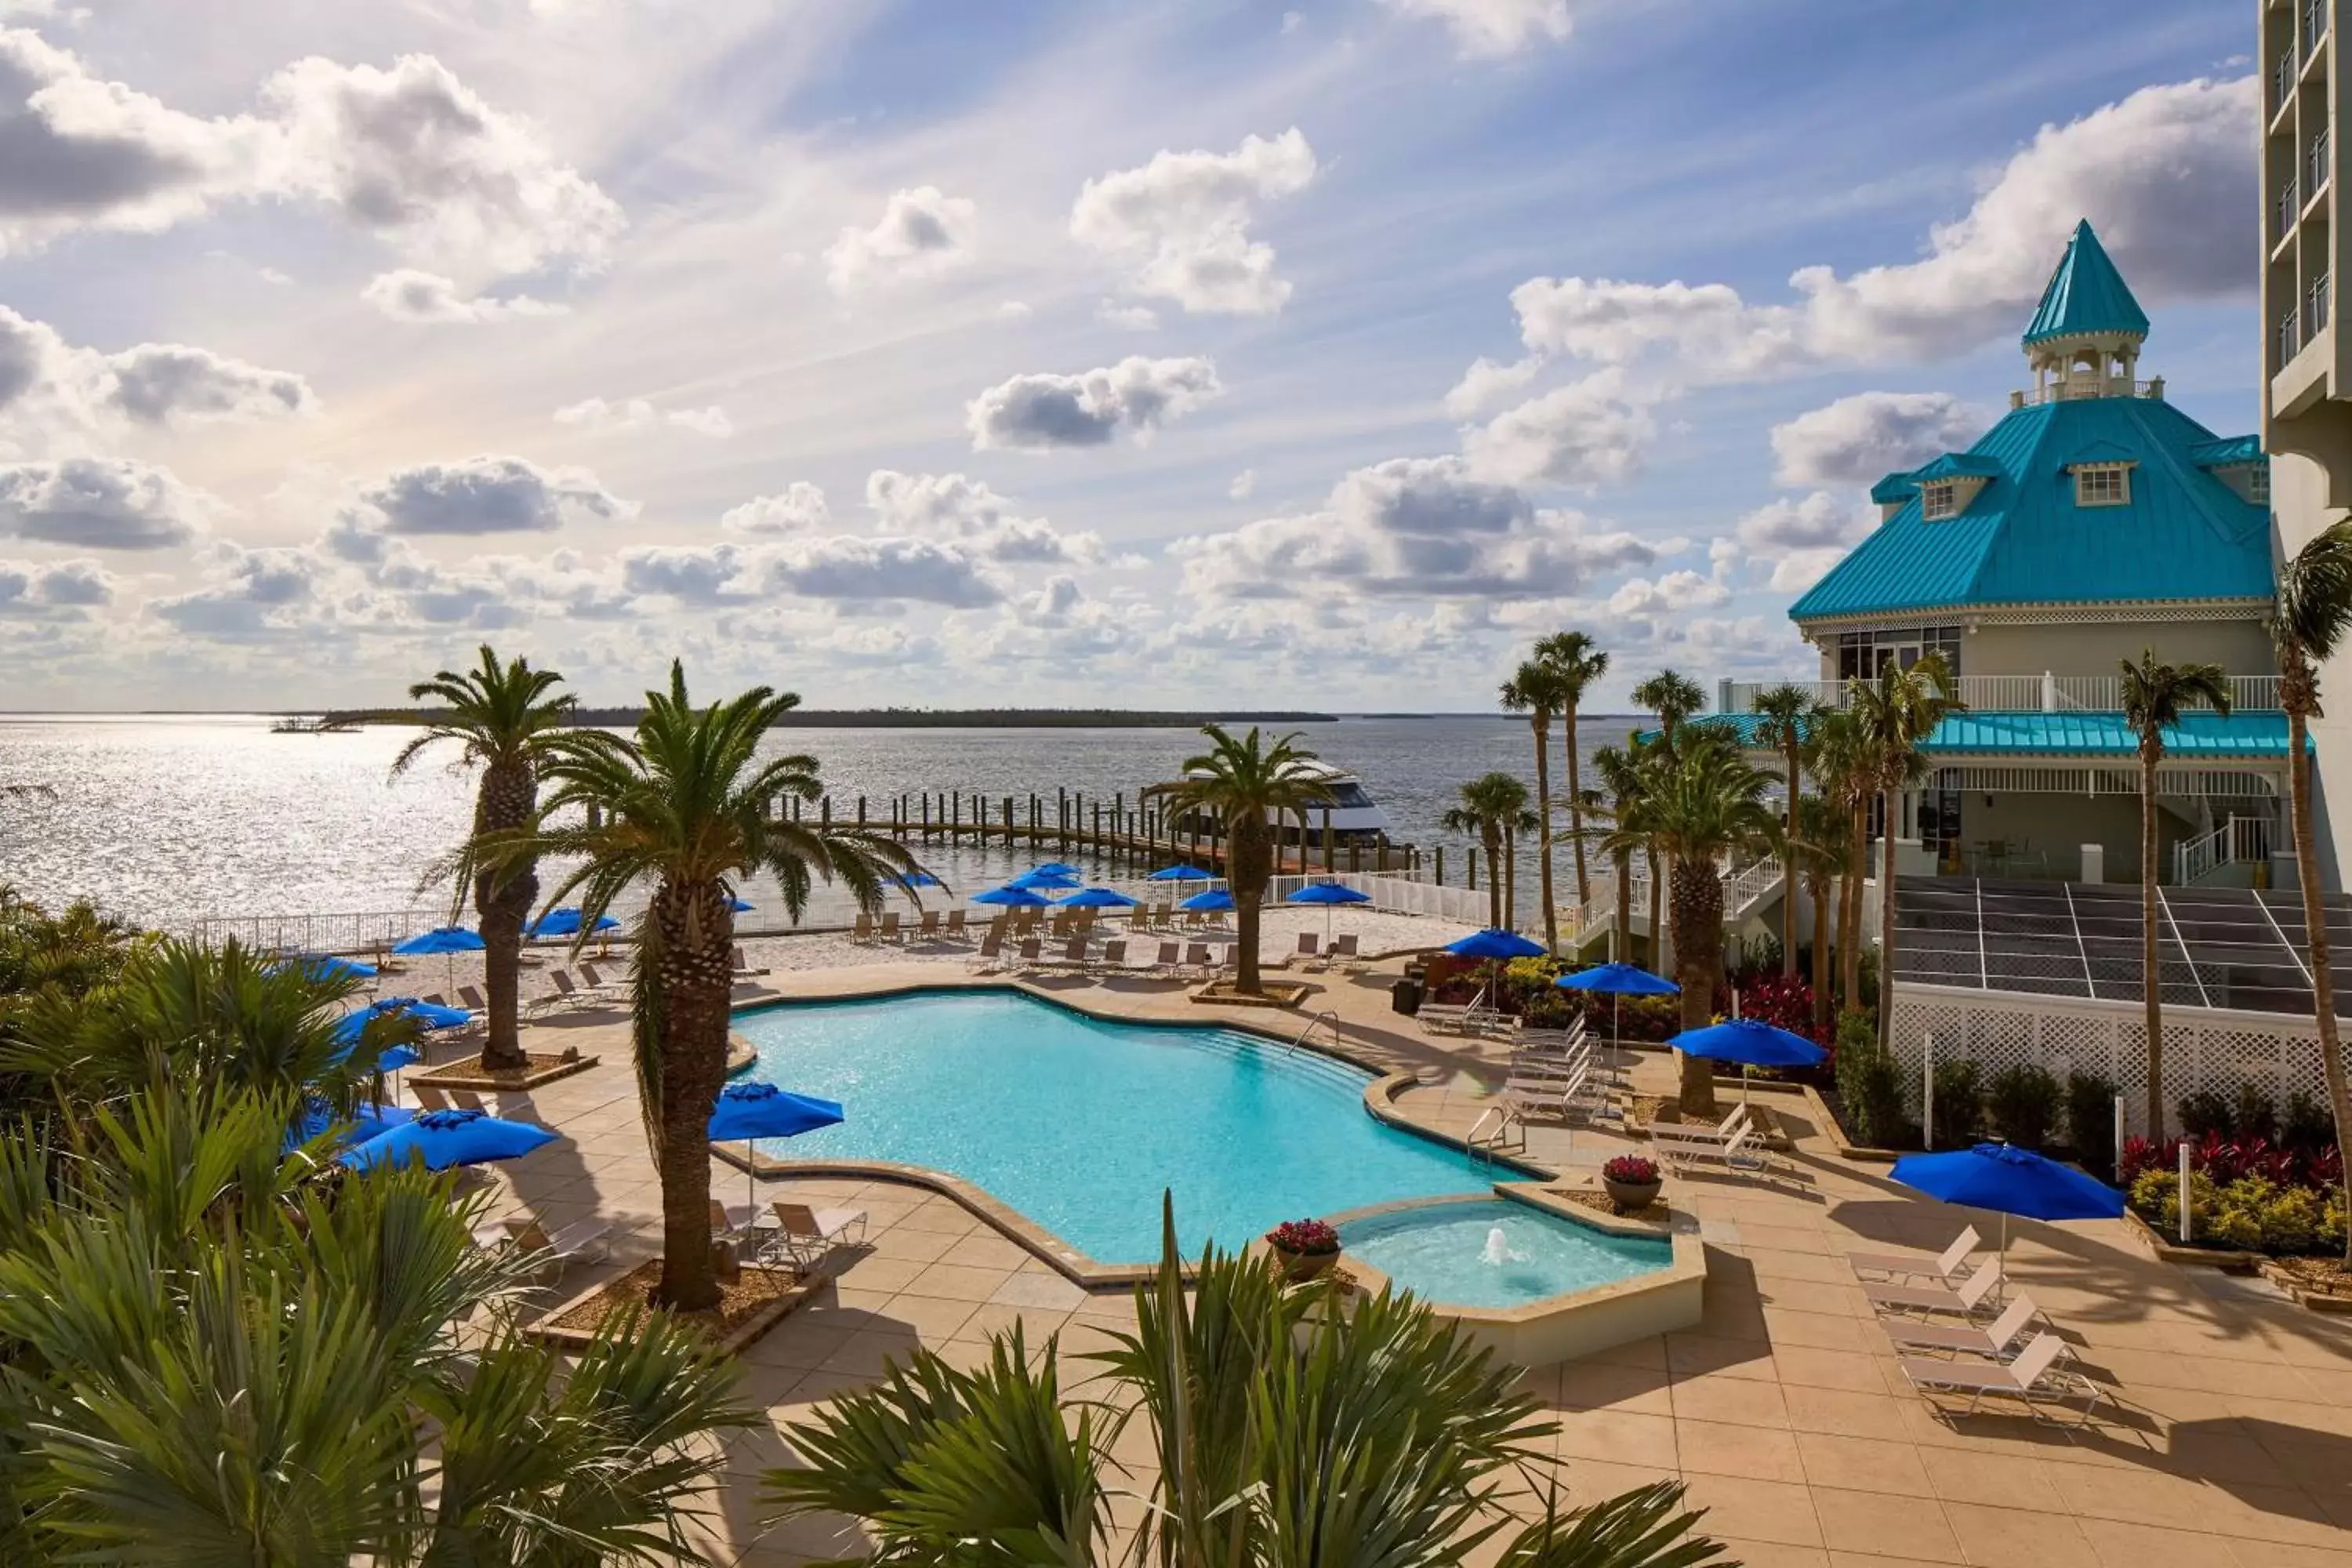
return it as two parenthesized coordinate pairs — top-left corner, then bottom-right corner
(1268, 1241), (1341, 1282)
(1602, 1177), (1662, 1212)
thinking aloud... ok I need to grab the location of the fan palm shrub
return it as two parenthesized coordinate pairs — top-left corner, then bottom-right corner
(492, 662), (925, 1311)
(2118, 649), (2232, 1135)
(2274, 518), (2352, 1254)
(766, 1199), (1729, 1568)
(1148, 726), (1334, 996)
(394, 646), (576, 1071)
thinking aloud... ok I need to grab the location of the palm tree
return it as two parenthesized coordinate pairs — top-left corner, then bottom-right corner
(1602, 732), (1780, 1113)
(1535, 631), (1610, 906)
(1851, 655), (1960, 1041)
(394, 646), (575, 1072)
(1443, 771), (1538, 931)
(1148, 726), (1334, 996)
(1590, 743), (1646, 964)
(767, 1199), (1729, 1568)
(499, 662), (925, 1311)
(1806, 705), (1873, 1014)
(1632, 669), (1706, 756)
(2119, 651), (2234, 1136)
(1751, 684), (1819, 976)
(1501, 655), (1574, 951)
(1793, 791), (1849, 1036)
(2274, 519), (2352, 1255)
(0, 1071), (746, 1563)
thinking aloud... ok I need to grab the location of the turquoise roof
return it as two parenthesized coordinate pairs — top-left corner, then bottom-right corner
(1677, 712), (2303, 760)
(1911, 452), (2004, 480)
(2188, 435), (2263, 466)
(1871, 470), (1919, 505)
(2022, 220), (2149, 346)
(1788, 394), (2273, 621)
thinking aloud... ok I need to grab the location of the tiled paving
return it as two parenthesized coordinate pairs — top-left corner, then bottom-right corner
(450, 950), (2352, 1566)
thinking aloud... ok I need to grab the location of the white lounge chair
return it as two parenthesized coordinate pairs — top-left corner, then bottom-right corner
(1880, 1293), (2043, 1360)
(505, 1214), (613, 1265)
(760, 1200), (867, 1271)
(1898, 1332), (2100, 1421)
(1867, 1256), (2005, 1319)
(1849, 1225), (1982, 1285)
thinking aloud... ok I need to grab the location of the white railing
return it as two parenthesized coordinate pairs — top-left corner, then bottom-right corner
(1261, 871), (1526, 933)
(2172, 815), (2274, 887)
(1891, 980), (2332, 1139)
(187, 908), (442, 956)
(1718, 673), (2281, 716)
(2013, 378), (2165, 407)
(1722, 859), (1784, 919)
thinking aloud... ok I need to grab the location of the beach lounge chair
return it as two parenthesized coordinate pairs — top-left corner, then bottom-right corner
(1050, 935), (1090, 971)
(1013, 938), (1044, 974)
(760, 1200), (867, 1270)
(1417, 1003), (1472, 1034)
(577, 962), (630, 1003)
(1897, 1332), (2100, 1421)
(521, 971), (575, 1017)
(731, 945), (771, 977)
(1290, 932), (1323, 969)
(967, 928), (1006, 972)
(412, 1085), (454, 1112)
(1153, 941), (1183, 976)
(1880, 1293), (2043, 1360)
(1330, 933), (1362, 967)
(1867, 1256), (2005, 1319)
(1849, 1226), (1982, 1285)
(851, 913), (875, 944)
(1182, 942), (1214, 980)
(458, 985), (488, 1014)
(420, 992), (449, 1007)
(505, 1214), (613, 1266)
(878, 912), (902, 942)
(944, 909), (968, 941)
(915, 909), (941, 940)
(1098, 939), (1128, 974)
(709, 1199), (760, 1243)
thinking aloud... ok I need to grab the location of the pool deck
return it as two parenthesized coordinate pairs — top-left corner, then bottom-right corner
(448, 934), (2352, 1567)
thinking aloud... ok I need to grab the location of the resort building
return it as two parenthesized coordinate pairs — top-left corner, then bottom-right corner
(2266, 0), (2352, 886)
(1720, 220), (2288, 890)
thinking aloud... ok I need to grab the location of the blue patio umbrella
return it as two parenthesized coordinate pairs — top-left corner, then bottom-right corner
(1444, 927), (1546, 1007)
(526, 908), (621, 939)
(1179, 887), (1234, 913)
(973, 884), (1054, 908)
(1032, 862), (1081, 877)
(374, 1043), (424, 1073)
(282, 953), (376, 982)
(342, 1107), (557, 1172)
(1009, 868), (1081, 891)
(708, 1080), (846, 1206)
(902, 873), (942, 889)
(286, 1099), (412, 1156)
(1287, 880), (1371, 942)
(1557, 961), (1680, 1048)
(1669, 1017), (1827, 1110)
(1149, 864), (1214, 881)
(724, 896), (754, 912)
(1058, 887), (1141, 909)
(393, 925), (484, 955)
(358, 996), (472, 1032)
(1892, 1142), (2124, 1258)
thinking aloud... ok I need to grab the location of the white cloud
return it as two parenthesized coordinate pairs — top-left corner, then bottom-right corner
(0, 557), (112, 618)
(349, 455), (631, 537)
(823, 184), (976, 295)
(1461, 371), (1654, 487)
(103, 343), (314, 424)
(0, 34), (621, 274)
(1378, 0), (1572, 57)
(1173, 455), (1653, 601)
(362, 269), (565, 323)
(1443, 354), (1540, 418)
(1095, 299), (1160, 331)
(996, 299), (1032, 321)
(764, 535), (1004, 608)
(1770, 391), (1980, 487)
(1070, 128), (1316, 316)
(554, 395), (732, 437)
(1229, 468), (1257, 500)
(0, 307), (315, 447)
(1509, 276), (1806, 378)
(966, 355), (1221, 451)
(1729, 492), (1876, 592)
(1606, 569), (1730, 618)
(149, 541), (319, 638)
(720, 481), (831, 535)
(0, 456), (216, 549)
(1281, 9), (1305, 32)
(863, 470), (1101, 563)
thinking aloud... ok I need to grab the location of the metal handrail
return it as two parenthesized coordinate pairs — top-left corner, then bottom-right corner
(1287, 1009), (1341, 1055)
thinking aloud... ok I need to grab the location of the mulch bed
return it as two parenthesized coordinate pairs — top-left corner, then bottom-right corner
(1633, 1096), (1786, 1144)
(1191, 981), (1312, 1008)
(413, 1051), (599, 1091)
(536, 1259), (815, 1350)
(1555, 1188), (1670, 1223)
(2264, 1255), (2352, 1312)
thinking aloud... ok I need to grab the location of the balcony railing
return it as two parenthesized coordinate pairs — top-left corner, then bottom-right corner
(2311, 129), (2333, 195)
(1716, 674), (2283, 716)
(2013, 377), (2163, 407)
(2281, 176), (2301, 239)
(2281, 49), (2299, 109)
(2309, 0), (2329, 57)
(2314, 270), (2334, 335)
(2284, 305), (2305, 363)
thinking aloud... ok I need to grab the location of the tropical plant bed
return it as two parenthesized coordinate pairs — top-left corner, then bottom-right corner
(1191, 981), (1312, 1008)
(532, 1259), (817, 1353)
(2262, 1256), (2352, 1312)
(2119, 1208), (2268, 1272)
(413, 1051), (600, 1091)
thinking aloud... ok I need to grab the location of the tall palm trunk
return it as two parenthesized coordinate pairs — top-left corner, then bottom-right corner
(1840, 802), (1867, 1010)
(1482, 829), (1504, 929)
(1670, 856), (1722, 1115)
(1504, 826), (1518, 929)
(1781, 736), (1800, 976)
(2140, 747), (2165, 1134)
(2285, 677), (2352, 1258)
(1657, 853), (1675, 975)
(1646, 846), (1663, 971)
(1613, 846), (1632, 963)
(649, 878), (735, 1312)
(1231, 810), (1270, 994)
(1566, 708), (1589, 904)
(474, 759), (536, 1071)
(1809, 869), (1831, 1035)
(1531, 714), (1556, 950)
(1876, 791), (1899, 1044)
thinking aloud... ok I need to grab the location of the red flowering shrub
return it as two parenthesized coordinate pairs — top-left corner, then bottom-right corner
(1602, 1155), (1659, 1185)
(1265, 1218), (1340, 1254)
(1736, 972), (1823, 1044)
(2122, 1133), (2344, 1196)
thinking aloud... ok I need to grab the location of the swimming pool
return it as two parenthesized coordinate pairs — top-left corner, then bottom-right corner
(1337, 1200), (1671, 1308)
(730, 989), (1487, 1264)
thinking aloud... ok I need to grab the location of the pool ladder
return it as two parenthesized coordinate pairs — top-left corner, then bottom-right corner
(1467, 1106), (1524, 1165)
(1287, 1010), (1341, 1055)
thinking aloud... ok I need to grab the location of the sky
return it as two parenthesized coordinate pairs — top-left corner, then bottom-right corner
(0, 0), (2260, 711)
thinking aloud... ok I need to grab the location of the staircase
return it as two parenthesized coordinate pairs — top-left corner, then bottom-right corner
(2173, 815), (2272, 888)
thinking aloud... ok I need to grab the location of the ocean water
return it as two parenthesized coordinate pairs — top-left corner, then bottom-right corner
(730, 989), (1488, 1263)
(1337, 1200), (1671, 1307)
(0, 712), (1639, 931)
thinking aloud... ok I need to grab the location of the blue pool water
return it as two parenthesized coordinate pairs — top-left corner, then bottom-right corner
(1338, 1200), (1671, 1308)
(730, 989), (1486, 1263)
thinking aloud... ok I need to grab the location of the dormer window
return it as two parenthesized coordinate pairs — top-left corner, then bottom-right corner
(1920, 481), (1958, 521)
(2074, 464), (2131, 507)
(2250, 465), (2271, 504)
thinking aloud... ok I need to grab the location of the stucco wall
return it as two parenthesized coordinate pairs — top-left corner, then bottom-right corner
(1958, 619), (2274, 678)
(1952, 790), (2190, 883)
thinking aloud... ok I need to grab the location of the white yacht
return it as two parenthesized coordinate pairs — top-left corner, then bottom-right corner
(1171, 758), (1397, 850)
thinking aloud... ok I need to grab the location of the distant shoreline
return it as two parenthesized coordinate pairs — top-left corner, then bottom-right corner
(326, 706), (1345, 730)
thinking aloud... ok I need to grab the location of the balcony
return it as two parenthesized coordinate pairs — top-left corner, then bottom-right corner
(2012, 377), (2164, 408)
(1715, 674), (2283, 716)
(2314, 270), (2334, 336)
(2282, 304), (2305, 364)
(2281, 176), (2302, 241)
(2280, 49), (2299, 110)
(2310, 129), (2333, 196)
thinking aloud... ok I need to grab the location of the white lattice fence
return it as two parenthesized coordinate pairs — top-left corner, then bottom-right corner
(1889, 982), (2331, 1138)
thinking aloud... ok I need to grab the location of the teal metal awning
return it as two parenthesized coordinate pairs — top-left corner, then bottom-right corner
(1673, 710), (2303, 760)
